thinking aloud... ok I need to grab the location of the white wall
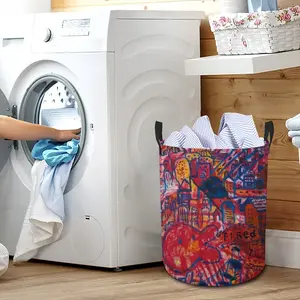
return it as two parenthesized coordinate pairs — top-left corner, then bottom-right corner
(0, 0), (51, 14)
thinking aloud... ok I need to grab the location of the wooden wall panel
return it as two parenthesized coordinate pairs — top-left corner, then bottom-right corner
(200, 19), (214, 40)
(52, 0), (102, 9)
(278, 0), (298, 8)
(268, 161), (300, 201)
(200, 0), (300, 231)
(200, 39), (217, 57)
(267, 200), (300, 231)
(52, 0), (300, 231)
(202, 79), (300, 122)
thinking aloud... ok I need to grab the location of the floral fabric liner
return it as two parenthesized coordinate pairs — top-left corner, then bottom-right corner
(209, 5), (300, 32)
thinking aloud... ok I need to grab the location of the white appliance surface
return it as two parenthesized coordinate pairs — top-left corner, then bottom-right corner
(0, 9), (203, 268)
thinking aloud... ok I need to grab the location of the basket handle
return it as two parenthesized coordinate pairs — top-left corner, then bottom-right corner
(155, 121), (163, 155)
(264, 121), (274, 148)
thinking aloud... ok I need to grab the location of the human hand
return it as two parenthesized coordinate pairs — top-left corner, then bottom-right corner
(55, 128), (81, 142)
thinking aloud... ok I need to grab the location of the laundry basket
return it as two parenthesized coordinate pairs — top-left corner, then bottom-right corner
(209, 6), (300, 55)
(155, 120), (274, 287)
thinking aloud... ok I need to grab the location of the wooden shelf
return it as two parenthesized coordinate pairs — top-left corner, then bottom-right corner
(185, 50), (300, 76)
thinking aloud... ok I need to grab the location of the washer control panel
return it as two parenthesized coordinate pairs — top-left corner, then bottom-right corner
(32, 12), (112, 53)
(61, 18), (91, 37)
(39, 28), (52, 42)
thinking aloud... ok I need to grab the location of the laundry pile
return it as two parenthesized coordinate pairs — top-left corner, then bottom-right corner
(286, 114), (300, 163)
(164, 113), (265, 149)
(13, 139), (79, 263)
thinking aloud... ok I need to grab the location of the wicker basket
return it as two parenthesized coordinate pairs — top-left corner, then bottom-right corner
(209, 6), (300, 55)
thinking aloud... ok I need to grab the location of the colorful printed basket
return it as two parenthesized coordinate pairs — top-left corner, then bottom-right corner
(155, 120), (274, 286)
(209, 6), (300, 55)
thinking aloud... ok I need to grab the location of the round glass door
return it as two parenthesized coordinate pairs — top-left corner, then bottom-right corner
(19, 75), (86, 166)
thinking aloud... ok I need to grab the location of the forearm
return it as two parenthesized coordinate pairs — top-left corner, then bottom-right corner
(0, 116), (59, 141)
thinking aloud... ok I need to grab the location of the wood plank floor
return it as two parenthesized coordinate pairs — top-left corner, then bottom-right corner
(1, 262), (300, 300)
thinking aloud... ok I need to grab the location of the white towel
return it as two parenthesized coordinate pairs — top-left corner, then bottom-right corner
(286, 114), (300, 150)
(13, 161), (63, 263)
(286, 114), (300, 131)
(288, 131), (300, 138)
(0, 243), (9, 276)
(291, 137), (300, 148)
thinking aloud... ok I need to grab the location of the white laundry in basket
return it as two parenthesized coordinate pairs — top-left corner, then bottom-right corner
(164, 113), (265, 149)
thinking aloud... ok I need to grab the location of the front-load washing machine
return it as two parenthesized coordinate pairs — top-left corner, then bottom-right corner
(0, 9), (204, 268)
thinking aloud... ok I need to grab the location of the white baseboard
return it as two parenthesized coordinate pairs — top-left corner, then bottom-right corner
(266, 229), (300, 269)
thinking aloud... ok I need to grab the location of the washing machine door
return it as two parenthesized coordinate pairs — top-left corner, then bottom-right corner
(0, 89), (13, 172)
